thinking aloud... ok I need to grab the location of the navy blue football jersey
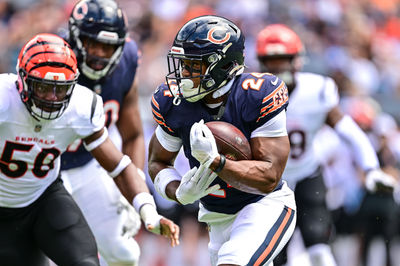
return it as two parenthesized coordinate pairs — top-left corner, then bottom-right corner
(151, 73), (289, 214)
(61, 39), (139, 170)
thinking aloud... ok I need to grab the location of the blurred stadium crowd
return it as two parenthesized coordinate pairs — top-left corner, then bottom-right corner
(3, 0), (400, 265)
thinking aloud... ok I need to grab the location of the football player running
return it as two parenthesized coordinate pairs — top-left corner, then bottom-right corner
(60, 0), (146, 265)
(0, 33), (179, 266)
(256, 24), (397, 266)
(148, 15), (296, 266)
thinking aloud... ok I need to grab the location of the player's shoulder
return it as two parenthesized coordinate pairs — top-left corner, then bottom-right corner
(296, 72), (337, 92)
(232, 73), (289, 125)
(295, 72), (338, 104)
(0, 73), (18, 113)
(121, 38), (139, 63)
(234, 72), (286, 97)
(68, 84), (103, 119)
(151, 83), (174, 112)
(113, 38), (139, 83)
(233, 72), (288, 107)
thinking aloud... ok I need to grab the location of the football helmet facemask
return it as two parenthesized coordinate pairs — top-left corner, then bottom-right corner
(16, 33), (79, 120)
(69, 0), (127, 80)
(166, 15), (245, 103)
(256, 24), (304, 90)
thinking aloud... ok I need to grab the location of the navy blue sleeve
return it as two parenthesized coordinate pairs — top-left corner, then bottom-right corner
(240, 73), (289, 132)
(150, 83), (178, 137)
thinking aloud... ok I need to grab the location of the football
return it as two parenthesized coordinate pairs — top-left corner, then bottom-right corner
(205, 121), (252, 161)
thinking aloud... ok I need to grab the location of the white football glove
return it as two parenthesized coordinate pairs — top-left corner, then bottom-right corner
(190, 119), (219, 167)
(118, 198), (141, 238)
(175, 164), (220, 205)
(365, 168), (397, 192)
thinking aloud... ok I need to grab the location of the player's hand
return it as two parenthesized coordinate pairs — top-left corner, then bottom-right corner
(147, 216), (180, 247)
(365, 168), (397, 193)
(176, 164), (220, 205)
(190, 119), (219, 166)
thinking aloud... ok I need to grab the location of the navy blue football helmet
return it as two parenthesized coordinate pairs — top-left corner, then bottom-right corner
(68, 0), (127, 80)
(166, 15), (245, 102)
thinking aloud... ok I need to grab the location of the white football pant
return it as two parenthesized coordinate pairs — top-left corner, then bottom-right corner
(61, 158), (141, 266)
(199, 181), (296, 266)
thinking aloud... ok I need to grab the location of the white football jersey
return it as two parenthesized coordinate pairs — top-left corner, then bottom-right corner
(282, 72), (339, 185)
(0, 73), (105, 207)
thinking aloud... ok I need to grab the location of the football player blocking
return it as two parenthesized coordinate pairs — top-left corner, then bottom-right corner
(256, 24), (397, 266)
(60, 0), (147, 265)
(0, 34), (179, 266)
(148, 15), (296, 266)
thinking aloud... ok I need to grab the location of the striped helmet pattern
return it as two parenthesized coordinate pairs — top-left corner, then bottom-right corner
(16, 33), (79, 120)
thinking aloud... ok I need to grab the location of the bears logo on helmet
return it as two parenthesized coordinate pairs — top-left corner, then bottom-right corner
(166, 15), (245, 103)
(69, 0), (127, 80)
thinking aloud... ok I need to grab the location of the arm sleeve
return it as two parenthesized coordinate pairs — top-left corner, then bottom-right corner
(155, 125), (182, 152)
(334, 115), (379, 171)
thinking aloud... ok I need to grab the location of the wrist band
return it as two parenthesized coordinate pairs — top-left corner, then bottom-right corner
(108, 155), (132, 178)
(132, 192), (157, 212)
(154, 168), (182, 201)
(214, 154), (226, 173)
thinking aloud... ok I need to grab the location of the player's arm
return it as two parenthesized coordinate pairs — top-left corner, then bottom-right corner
(148, 127), (220, 205)
(83, 128), (180, 246)
(148, 132), (181, 201)
(191, 113), (289, 195)
(326, 106), (397, 191)
(117, 78), (145, 170)
(211, 135), (289, 194)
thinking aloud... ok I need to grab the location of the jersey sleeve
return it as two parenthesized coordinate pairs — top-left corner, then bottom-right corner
(320, 76), (339, 110)
(123, 39), (139, 79)
(242, 73), (289, 132)
(0, 74), (14, 117)
(150, 84), (179, 137)
(72, 85), (106, 138)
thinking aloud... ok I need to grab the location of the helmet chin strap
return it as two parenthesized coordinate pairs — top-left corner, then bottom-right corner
(180, 79), (207, 102)
(212, 77), (235, 99)
(212, 63), (244, 99)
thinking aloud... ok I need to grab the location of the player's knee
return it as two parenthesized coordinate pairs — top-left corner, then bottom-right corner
(307, 244), (336, 266)
(301, 222), (332, 246)
(298, 208), (333, 246)
(101, 239), (140, 265)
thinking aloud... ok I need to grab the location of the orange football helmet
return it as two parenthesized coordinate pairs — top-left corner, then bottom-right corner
(256, 24), (304, 91)
(16, 33), (79, 120)
(256, 24), (303, 58)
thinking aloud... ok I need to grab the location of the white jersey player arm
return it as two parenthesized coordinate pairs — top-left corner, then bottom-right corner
(84, 129), (179, 245)
(75, 95), (179, 244)
(333, 113), (397, 191)
(319, 77), (396, 191)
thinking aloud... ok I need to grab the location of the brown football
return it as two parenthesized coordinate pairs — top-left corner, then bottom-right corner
(205, 121), (252, 161)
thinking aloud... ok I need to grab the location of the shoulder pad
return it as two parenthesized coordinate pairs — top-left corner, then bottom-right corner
(122, 40), (139, 66)
(67, 84), (105, 137)
(151, 83), (177, 135)
(235, 73), (289, 127)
